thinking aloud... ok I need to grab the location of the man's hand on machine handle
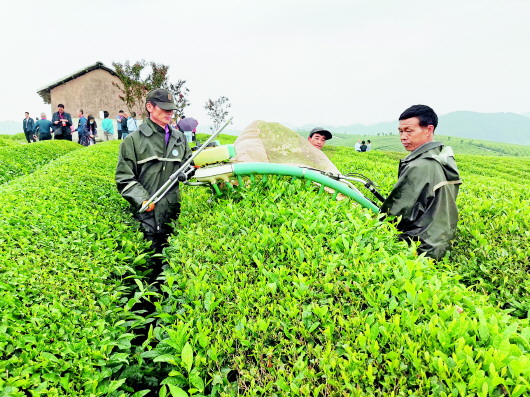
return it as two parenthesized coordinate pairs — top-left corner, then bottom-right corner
(177, 165), (196, 182)
(142, 201), (155, 212)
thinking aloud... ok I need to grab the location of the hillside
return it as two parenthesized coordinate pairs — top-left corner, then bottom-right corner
(296, 110), (530, 146)
(324, 133), (530, 157)
(439, 111), (530, 145)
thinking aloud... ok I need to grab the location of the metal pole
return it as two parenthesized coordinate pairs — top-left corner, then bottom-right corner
(139, 117), (233, 213)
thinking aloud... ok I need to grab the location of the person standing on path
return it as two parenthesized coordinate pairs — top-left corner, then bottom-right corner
(33, 113), (53, 141)
(116, 88), (192, 283)
(23, 112), (35, 143)
(102, 111), (114, 140)
(127, 111), (139, 135)
(81, 114), (97, 146)
(116, 110), (124, 139)
(76, 109), (87, 144)
(51, 104), (73, 141)
(121, 111), (130, 139)
(360, 141), (367, 152)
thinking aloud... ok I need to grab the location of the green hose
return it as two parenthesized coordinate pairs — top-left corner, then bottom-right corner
(233, 162), (380, 213)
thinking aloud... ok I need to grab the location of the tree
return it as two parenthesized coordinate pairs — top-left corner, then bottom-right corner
(168, 80), (190, 120)
(112, 60), (190, 119)
(204, 96), (231, 131)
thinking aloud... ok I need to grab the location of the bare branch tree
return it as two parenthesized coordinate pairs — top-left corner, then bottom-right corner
(204, 96), (231, 131)
(167, 80), (190, 120)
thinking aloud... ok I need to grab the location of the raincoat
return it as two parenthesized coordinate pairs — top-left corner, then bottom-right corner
(116, 119), (192, 237)
(381, 141), (462, 260)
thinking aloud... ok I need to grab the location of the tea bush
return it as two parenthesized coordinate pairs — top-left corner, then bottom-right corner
(451, 156), (530, 316)
(1, 127), (529, 396)
(0, 140), (80, 185)
(149, 169), (529, 395)
(324, 148), (530, 316)
(0, 133), (26, 144)
(0, 141), (150, 396)
(0, 138), (18, 147)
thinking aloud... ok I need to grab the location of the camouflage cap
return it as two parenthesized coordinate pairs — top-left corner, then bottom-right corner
(145, 88), (178, 111)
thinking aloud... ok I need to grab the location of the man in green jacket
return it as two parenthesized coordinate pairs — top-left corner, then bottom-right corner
(116, 88), (192, 280)
(381, 105), (462, 260)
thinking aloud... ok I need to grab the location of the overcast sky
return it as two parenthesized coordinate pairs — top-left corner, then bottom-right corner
(1, 0), (529, 131)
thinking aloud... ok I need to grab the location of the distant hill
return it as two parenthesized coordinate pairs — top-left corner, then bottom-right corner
(323, 133), (530, 157)
(438, 111), (530, 145)
(295, 111), (530, 146)
(0, 121), (21, 134)
(295, 121), (396, 136)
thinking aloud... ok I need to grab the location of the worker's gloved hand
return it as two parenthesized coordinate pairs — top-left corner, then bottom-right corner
(142, 201), (155, 212)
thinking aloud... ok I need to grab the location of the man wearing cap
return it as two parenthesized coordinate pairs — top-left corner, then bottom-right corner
(116, 88), (192, 283)
(308, 127), (332, 150)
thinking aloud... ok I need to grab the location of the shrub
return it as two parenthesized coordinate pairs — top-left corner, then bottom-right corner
(0, 140), (80, 185)
(0, 142), (150, 396)
(148, 174), (530, 396)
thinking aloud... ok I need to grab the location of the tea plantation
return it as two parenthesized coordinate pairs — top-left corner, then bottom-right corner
(0, 126), (528, 396)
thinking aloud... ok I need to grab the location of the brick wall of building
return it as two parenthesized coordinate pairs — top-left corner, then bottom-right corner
(49, 69), (143, 119)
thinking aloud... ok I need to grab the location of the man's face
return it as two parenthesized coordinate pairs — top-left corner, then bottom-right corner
(398, 117), (433, 152)
(78, 110), (83, 117)
(58, 107), (64, 114)
(25, 112), (29, 118)
(308, 133), (327, 150)
(147, 102), (174, 127)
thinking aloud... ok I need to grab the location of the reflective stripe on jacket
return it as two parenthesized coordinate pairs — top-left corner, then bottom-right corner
(116, 119), (192, 232)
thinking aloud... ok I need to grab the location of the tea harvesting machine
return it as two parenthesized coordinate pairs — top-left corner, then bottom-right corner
(139, 118), (385, 214)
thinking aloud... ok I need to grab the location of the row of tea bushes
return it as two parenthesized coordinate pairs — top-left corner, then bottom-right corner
(2, 128), (528, 395)
(0, 137), (19, 147)
(0, 141), (151, 396)
(0, 133), (27, 145)
(0, 140), (80, 185)
(148, 171), (529, 395)
(450, 155), (530, 317)
(327, 147), (530, 317)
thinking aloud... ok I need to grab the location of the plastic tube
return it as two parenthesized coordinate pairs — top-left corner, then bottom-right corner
(233, 162), (379, 213)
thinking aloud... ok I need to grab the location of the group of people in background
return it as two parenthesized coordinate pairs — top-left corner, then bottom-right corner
(306, 127), (373, 153)
(22, 105), (139, 146)
(355, 140), (371, 152)
(116, 110), (139, 140)
(23, 105), (74, 143)
(76, 109), (97, 146)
